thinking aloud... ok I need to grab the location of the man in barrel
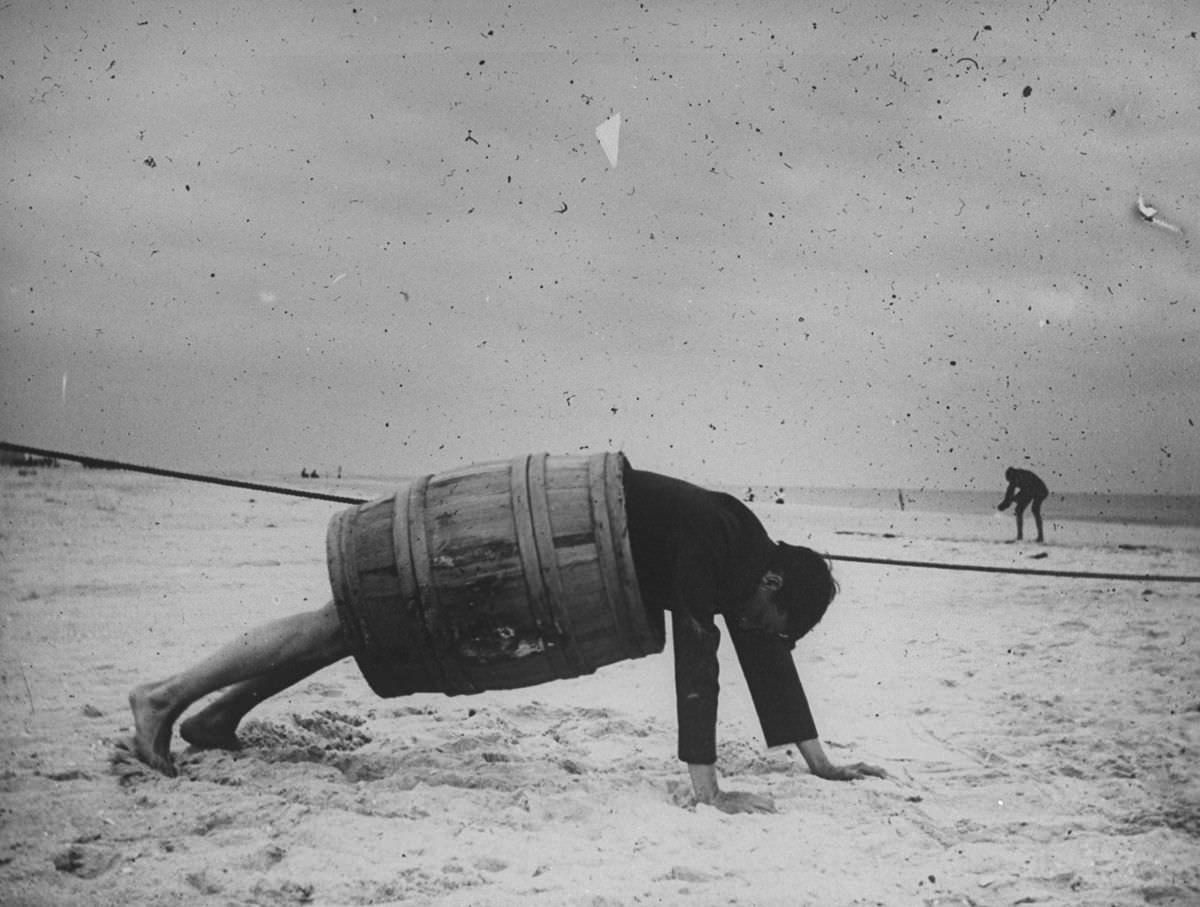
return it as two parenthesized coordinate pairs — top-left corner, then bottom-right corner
(997, 466), (1050, 543)
(126, 457), (885, 813)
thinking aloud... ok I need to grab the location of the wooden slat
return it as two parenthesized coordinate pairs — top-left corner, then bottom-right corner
(408, 474), (474, 693)
(524, 452), (584, 678)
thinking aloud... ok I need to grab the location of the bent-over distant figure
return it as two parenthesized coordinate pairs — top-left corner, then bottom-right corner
(124, 452), (885, 814)
(997, 466), (1049, 543)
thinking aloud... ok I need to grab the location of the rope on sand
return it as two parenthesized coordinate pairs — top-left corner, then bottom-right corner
(826, 554), (1200, 584)
(5, 441), (1199, 584)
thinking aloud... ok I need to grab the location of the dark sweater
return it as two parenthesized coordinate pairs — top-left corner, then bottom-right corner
(999, 468), (1049, 507)
(624, 466), (819, 764)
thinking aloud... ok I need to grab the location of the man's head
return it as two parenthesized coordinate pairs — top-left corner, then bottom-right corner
(739, 544), (838, 645)
(769, 543), (838, 641)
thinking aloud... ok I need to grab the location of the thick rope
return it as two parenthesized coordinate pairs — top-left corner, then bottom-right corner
(0, 442), (365, 505)
(4, 441), (1198, 583)
(827, 554), (1198, 583)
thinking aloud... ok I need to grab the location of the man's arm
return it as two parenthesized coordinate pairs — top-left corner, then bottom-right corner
(727, 627), (817, 745)
(671, 610), (721, 766)
(673, 615), (778, 813)
(727, 628), (886, 783)
(998, 480), (1018, 510)
(670, 579), (780, 813)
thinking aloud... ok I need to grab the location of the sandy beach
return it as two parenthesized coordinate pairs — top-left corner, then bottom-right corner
(1, 465), (1198, 906)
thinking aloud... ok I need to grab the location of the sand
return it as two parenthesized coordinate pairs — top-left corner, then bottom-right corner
(1, 467), (1198, 906)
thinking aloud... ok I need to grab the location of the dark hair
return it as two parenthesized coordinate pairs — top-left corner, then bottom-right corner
(769, 543), (838, 641)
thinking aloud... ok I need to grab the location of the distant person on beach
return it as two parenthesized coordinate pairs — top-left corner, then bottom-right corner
(125, 461), (886, 814)
(997, 466), (1049, 543)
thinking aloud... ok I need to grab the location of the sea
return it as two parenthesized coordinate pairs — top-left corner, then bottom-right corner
(720, 485), (1200, 529)
(297, 472), (1199, 530)
(11, 457), (1196, 530)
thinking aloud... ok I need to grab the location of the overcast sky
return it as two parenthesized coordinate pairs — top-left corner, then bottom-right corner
(2, 1), (1197, 493)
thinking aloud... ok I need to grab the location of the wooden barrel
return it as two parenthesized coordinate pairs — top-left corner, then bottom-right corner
(326, 451), (663, 697)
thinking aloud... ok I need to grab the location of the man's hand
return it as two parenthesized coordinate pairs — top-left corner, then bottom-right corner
(687, 763), (776, 814)
(809, 761), (888, 782)
(707, 789), (776, 814)
(797, 738), (887, 782)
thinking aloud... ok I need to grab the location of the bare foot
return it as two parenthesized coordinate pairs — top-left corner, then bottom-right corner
(180, 710), (243, 751)
(127, 683), (180, 777)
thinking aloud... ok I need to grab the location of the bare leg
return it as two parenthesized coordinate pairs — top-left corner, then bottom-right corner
(1013, 500), (1027, 541)
(179, 662), (320, 750)
(127, 600), (348, 776)
(1032, 497), (1045, 543)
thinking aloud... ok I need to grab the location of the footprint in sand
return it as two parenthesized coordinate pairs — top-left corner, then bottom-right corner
(108, 739), (157, 784)
(231, 710), (372, 763)
(300, 680), (345, 699)
(656, 866), (721, 883)
(1055, 620), (1091, 632)
(291, 709), (370, 746)
(53, 843), (120, 879)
